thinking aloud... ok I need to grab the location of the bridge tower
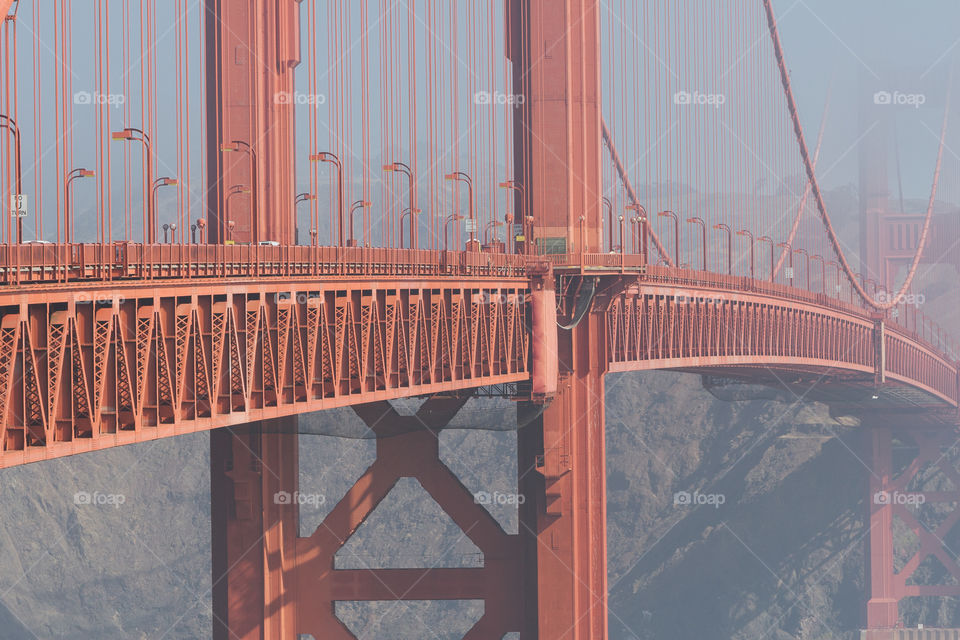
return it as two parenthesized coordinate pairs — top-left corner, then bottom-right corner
(207, 0), (609, 639)
(858, 72), (959, 291)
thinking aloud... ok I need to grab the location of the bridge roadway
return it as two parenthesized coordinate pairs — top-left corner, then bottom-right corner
(0, 243), (953, 469)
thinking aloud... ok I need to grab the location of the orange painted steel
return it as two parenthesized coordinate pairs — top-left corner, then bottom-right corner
(0, 276), (530, 468)
(865, 427), (960, 630)
(212, 400), (525, 639)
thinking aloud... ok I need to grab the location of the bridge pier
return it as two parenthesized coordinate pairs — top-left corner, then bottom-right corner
(863, 426), (960, 636)
(211, 419), (299, 640)
(211, 397), (531, 638)
(520, 308), (609, 639)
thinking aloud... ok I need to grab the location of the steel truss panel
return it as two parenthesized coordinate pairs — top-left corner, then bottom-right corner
(604, 284), (959, 412)
(0, 279), (530, 468)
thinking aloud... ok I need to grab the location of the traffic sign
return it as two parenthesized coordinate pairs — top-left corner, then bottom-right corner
(10, 195), (27, 218)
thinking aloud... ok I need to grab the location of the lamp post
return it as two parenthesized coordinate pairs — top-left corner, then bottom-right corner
(483, 220), (505, 246)
(196, 218), (206, 244)
(65, 168), (95, 243)
(348, 200), (372, 247)
(151, 177), (178, 241)
(113, 127), (154, 242)
(445, 172), (475, 250)
(444, 213), (463, 251)
(810, 255), (825, 293)
(169, 223), (177, 244)
(713, 223), (732, 275)
(399, 207), (423, 250)
(758, 236), (774, 282)
(602, 196), (614, 252)
(224, 185), (251, 244)
(222, 141), (260, 244)
(384, 162), (416, 249)
(687, 217), (706, 270)
(499, 180), (529, 254)
(626, 203), (647, 259)
(828, 260), (841, 297)
(736, 229), (754, 279)
(794, 248), (810, 291)
(294, 193), (316, 245)
(777, 242), (794, 285)
(658, 210), (680, 266)
(310, 151), (344, 246)
(618, 215), (625, 256)
(0, 115), (23, 243)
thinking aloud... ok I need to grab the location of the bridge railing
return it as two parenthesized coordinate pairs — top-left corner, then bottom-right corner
(0, 243), (528, 284)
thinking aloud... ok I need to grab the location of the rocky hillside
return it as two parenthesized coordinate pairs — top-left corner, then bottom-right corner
(2, 367), (957, 639)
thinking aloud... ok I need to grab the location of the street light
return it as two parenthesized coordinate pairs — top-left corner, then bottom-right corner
(794, 248), (810, 291)
(294, 193), (316, 245)
(758, 236), (774, 282)
(0, 115), (23, 243)
(499, 180), (529, 254)
(444, 213), (463, 251)
(222, 141), (260, 244)
(736, 229), (754, 280)
(224, 185), (251, 244)
(349, 200), (372, 247)
(196, 218), (207, 244)
(713, 223), (732, 275)
(687, 217), (706, 270)
(151, 177), (178, 242)
(810, 255), (825, 293)
(602, 196), (614, 252)
(445, 172), (475, 250)
(113, 127), (154, 242)
(618, 215), (625, 257)
(777, 242), (794, 286)
(65, 169), (95, 243)
(626, 203), (647, 258)
(483, 220), (506, 247)
(311, 152), (344, 246)
(827, 260), (841, 297)
(384, 162), (416, 249)
(658, 211), (680, 266)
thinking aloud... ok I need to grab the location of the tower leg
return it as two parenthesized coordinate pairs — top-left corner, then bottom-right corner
(521, 311), (608, 640)
(863, 427), (960, 637)
(211, 418), (298, 640)
(865, 426), (898, 631)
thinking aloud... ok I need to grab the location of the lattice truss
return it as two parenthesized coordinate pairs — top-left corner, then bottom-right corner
(0, 283), (530, 465)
